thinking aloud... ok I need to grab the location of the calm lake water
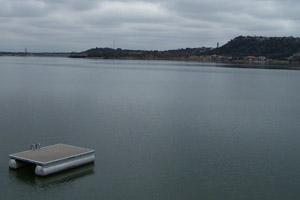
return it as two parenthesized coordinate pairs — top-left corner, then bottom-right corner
(1, 56), (300, 200)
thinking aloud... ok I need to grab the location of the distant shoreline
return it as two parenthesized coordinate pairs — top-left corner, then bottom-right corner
(2, 36), (300, 70)
(1, 54), (300, 70)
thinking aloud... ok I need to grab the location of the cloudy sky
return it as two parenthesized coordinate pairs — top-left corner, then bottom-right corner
(0, 0), (299, 52)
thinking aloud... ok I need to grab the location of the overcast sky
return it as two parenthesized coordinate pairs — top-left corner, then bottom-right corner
(0, 0), (299, 52)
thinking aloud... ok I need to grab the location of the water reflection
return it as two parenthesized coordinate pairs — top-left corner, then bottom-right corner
(8, 163), (95, 187)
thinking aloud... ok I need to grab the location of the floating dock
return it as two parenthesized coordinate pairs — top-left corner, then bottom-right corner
(9, 144), (95, 176)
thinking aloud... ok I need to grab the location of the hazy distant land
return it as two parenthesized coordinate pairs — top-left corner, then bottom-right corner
(2, 36), (300, 68)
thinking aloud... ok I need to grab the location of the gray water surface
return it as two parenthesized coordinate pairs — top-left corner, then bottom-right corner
(1, 57), (300, 199)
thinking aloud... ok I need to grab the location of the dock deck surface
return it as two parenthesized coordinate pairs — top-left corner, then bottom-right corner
(9, 144), (94, 165)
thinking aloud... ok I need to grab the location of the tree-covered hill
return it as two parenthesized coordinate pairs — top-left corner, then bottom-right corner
(80, 47), (212, 59)
(210, 36), (300, 60)
(70, 36), (300, 62)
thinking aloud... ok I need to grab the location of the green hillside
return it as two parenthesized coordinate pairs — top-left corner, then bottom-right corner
(210, 36), (300, 60)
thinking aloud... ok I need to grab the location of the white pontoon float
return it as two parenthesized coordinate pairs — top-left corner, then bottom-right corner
(9, 144), (95, 176)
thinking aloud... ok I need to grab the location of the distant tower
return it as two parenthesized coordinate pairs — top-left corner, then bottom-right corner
(25, 47), (28, 56)
(217, 42), (219, 48)
(113, 39), (115, 50)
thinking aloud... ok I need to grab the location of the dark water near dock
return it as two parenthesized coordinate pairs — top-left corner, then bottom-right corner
(1, 57), (300, 199)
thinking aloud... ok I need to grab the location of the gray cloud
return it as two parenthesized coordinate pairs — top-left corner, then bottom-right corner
(0, 0), (299, 52)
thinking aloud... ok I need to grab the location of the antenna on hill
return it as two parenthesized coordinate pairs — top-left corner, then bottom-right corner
(113, 39), (115, 50)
